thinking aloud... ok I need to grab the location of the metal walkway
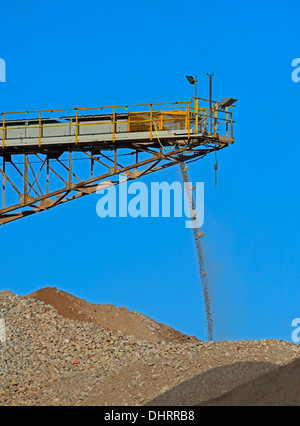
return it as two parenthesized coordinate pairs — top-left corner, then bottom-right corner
(0, 97), (236, 225)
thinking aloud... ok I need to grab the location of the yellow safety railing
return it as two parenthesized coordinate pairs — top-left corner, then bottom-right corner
(0, 98), (234, 149)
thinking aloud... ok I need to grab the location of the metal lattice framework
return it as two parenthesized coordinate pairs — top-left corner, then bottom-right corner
(0, 97), (235, 225)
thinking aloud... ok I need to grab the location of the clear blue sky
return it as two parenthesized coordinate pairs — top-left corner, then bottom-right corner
(0, 0), (299, 342)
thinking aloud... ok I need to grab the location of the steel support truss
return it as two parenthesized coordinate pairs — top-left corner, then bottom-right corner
(0, 137), (226, 225)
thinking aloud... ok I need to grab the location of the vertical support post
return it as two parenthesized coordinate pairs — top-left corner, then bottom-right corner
(24, 154), (28, 204)
(46, 157), (49, 194)
(226, 107), (229, 136)
(209, 75), (212, 133)
(2, 114), (5, 149)
(187, 103), (190, 139)
(114, 146), (117, 172)
(113, 106), (116, 143)
(214, 102), (218, 134)
(2, 156), (5, 209)
(91, 155), (94, 179)
(75, 108), (79, 145)
(185, 107), (188, 130)
(39, 111), (42, 147)
(159, 112), (163, 131)
(231, 113), (234, 139)
(150, 104), (153, 141)
(199, 108), (203, 132)
(195, 97), (199, 133)
(209, 75), (212, 112)
(207, 73), (214, 134)
(69, 151), (72, 188)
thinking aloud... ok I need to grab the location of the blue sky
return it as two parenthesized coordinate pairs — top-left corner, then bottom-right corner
(0, 0), (299, 342)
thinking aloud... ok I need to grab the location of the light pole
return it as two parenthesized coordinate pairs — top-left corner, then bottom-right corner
(186, 75), (198, 100)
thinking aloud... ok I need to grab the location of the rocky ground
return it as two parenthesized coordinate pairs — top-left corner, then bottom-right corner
(0, 289), (299, 406)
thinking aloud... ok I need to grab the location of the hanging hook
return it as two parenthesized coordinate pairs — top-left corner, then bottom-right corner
(214, 149), (218, 188)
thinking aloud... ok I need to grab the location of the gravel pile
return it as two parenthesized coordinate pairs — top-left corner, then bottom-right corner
(26, 287), (197, 344)
(198, 358), (300, 406)
(0, 290), (299, 406)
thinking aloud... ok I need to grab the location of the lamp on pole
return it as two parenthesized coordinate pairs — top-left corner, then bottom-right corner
(186, 75), (198, 100)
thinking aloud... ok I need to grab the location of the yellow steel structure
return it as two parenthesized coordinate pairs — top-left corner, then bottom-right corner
(0, 97), (235, 225)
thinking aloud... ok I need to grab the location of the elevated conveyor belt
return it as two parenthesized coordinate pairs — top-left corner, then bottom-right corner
(0, 97), (235, 225)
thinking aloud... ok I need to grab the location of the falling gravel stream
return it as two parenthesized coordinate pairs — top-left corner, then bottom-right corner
(180, 163), (214, 341)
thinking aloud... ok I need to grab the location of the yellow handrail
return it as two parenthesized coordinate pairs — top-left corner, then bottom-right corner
(0, 98), (234, 150)
(0, 100), (190, 116)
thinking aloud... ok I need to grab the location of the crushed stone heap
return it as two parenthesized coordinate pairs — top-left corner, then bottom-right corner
(0, 290), (299, 406)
